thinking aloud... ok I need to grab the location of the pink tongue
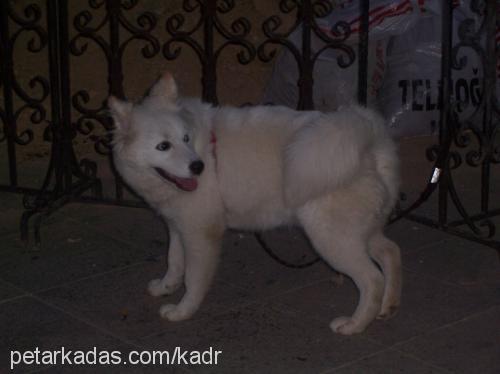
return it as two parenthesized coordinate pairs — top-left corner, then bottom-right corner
(174, 177), (198, 191)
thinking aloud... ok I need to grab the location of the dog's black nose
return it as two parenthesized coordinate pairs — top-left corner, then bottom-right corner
(189, 160), (204, 175)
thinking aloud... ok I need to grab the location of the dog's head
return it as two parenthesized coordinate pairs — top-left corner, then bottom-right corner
(108, 72), (204, 192)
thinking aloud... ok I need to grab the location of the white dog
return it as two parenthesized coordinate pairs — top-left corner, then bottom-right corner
(108, 72), (402, 335)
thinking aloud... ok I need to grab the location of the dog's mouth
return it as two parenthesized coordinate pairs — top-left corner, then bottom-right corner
(154, 167), (198, 192)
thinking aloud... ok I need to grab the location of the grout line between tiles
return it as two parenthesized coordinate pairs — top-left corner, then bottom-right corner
(66, 214), (167, 254)
(317, 346), (393, 374)
(28, 293), (143, 348)
(318, 345), (453, 374)
(389, 304), (500, 351)
(0, 293), (30, 306)
(0, 259), (156, 299)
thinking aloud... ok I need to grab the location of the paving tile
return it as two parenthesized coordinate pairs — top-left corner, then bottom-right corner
(274, 270), (499, 346)
(1, 140), (499, 374)
(33, 342), (192, 374)
(385, 220), (450, 253)
(397, 306), (500, 374)
(0, 223), (162, 292)
(0, 296), (124, 373)
(330, 349), (449, 373)
(139, 302), (383, 374)
(403, 236), (500, 287)
(274, 278), (421, 344)
(0, 192), (25, 236)
(366, 270), (499, 344)
(218, 229), (334, 299)
(4, 158), (51, 191)
(0, 192), (87, 243)
(64, 203), (168, 252)
(37, 260), (250, 342)
(271, 278), (359, 329)
(0, 279), (26, 302)
(36, 365), (190, 373)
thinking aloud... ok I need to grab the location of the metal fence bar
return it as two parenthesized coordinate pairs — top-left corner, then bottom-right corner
(480, 0), (497, 214)
(401, 0), (499, 250)
(1, 1), (50, 194)
(298, 0), (314, 110)
(107, 0), (126, 201)
(437, 0), (453, 226)
(357, 0), (369, 106)
(0, 1), (18, 188)
(20, 0), (102, 246)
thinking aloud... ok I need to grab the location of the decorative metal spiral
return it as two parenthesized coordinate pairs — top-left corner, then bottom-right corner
(163, 0), (256, 103)
(449, 0), (492, 167)
(258, 0), (355, 69)
(164, 0), (255, 62)
(1, 2), (49, 147)
(257, 0), (355, 110)
(69, 0), (161, 155)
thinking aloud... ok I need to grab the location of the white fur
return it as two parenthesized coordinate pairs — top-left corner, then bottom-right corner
(108, 73), (402, 335)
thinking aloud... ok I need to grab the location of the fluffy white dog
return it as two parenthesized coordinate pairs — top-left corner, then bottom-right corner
(108, 72), (402, 335)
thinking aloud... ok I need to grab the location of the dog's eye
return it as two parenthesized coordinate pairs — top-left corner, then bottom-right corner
(183, 134), (190, 143)
(156, 141), (171, 151)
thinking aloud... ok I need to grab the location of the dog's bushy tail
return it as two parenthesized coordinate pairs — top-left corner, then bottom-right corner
(283, 106), (395, 208)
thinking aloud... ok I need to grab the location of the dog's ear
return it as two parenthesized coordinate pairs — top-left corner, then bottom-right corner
(108, 96), (135, 148)
(149, 71), (178, 103)
(108, 96), (132, 132)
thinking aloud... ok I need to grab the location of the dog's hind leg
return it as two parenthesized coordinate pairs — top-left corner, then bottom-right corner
(368, 231), (402, 320)
(159, 222), (224, 322)
(298, 202), (384, 335)
(148, 228), (185, 297)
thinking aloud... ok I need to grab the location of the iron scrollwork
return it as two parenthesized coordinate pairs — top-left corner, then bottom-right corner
(258, 0), (355, 110)
(164, 0), (256, 104)
(70, 0), (161, 155)
(0, 2), (49, 149)
(412, 0), (499, 242)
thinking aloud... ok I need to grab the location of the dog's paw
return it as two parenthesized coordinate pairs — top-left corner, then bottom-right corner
(377, 304), (399, 320)
(159, 304), (192, 322)
(147, 278), (180, 297)
(330, 316), (365, 335)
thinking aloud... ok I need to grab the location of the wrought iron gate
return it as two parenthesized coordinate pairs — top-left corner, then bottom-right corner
(0, 0), (498, 253)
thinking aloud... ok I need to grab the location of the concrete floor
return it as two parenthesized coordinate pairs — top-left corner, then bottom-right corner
(0, 188), (499, 373)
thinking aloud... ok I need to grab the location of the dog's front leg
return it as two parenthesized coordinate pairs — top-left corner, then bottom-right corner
(148, 227), (184, 297)
(159, 223), (223, 322)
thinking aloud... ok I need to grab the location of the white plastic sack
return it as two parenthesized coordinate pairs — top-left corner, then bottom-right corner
(379, 1), (490, 138)
(262, 0), (427, 111)
(262, 0), (497, 138)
